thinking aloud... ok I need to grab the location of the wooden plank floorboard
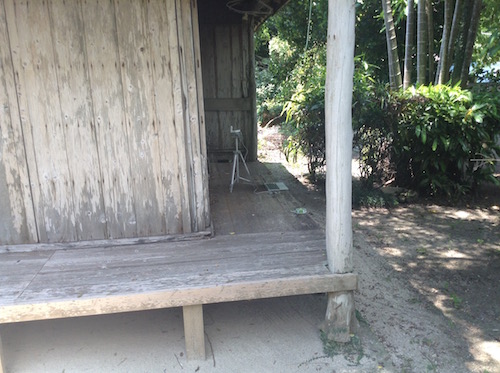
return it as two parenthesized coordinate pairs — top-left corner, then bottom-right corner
(35, 230), (324, 268)
(0, 231), (331, 308)
(209, 162), (319, 235)
(0, 251), (54, 300)
(23, 249), (328, 294)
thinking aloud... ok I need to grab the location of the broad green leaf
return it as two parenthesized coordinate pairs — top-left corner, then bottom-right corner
(440, 136), (450, 151)
(432, 138), (438, 151)
(415, 125), (421, 137)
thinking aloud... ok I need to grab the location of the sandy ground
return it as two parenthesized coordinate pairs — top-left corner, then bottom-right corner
(2, 295), (387, 373)
(1, 126), (499, 373)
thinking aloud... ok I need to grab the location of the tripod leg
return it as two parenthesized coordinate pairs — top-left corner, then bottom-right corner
(230, 151), (238, 192)
(239, 151), (252, 180)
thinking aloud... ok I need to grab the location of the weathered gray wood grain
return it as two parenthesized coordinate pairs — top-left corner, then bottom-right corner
(169, 0), (194, 233)
(0, 250), (53, 300)
(177, 0), (198, 233)
(146, 0), (181, 234)
(0, 0), (37, 244)
(0, 231), (357, 324)
(183, 304), (205, 360)
(191, 0), (211, 230)
(82, 0), (136, 239)
(115, 0), (165, 237)
(11, 0), (76, 242)
(49, 0), (107, 241)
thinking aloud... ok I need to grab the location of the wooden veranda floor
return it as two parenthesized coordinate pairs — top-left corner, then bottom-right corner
(0, 161), (345, 324)
(0, 160), (359, 367)
(209, 161), (320, 235)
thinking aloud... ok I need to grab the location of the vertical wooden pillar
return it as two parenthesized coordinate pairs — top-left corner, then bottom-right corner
(183, 305), (206, 360)
(323, 0), (357, 342)
(0, 332), (5, 373)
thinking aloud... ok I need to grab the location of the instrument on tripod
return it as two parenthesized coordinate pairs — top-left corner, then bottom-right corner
(229, 126), (253, 192)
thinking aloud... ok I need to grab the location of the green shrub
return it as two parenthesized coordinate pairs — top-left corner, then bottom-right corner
(394, 84), (499, 197)
(354, 82), (500, 199)
(281, 44), (327, 177)
(352, 58), (396, 185)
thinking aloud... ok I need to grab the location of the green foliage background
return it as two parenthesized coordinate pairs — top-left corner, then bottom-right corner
(255, 0), (500, 199)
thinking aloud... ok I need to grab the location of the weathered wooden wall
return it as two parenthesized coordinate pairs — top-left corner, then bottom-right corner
(0, 0), (209, 245)
(199, 20), (257, 161)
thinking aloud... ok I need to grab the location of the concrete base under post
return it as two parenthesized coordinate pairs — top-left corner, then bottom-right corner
(321, 291), (357, 343)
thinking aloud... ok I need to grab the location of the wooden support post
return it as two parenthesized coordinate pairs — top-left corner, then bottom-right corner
(0, 332), (5, 373)
(324, 0), (357, 342)
(182, 305), (206, 360)
(322, 292), (357, 342)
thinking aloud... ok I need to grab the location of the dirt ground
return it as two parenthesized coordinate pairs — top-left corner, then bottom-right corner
(258, 126), (500, 373)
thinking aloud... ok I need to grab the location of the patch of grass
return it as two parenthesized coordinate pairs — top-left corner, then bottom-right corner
(355, 309), (368, 325)
(442, 282), (463, 309)
(442, 281), (449, 291)
(426, 362), (438, 372)
(320, 332), (364, 365)
(421, 337), (433, 347)
(416, 247), (428, 255)
(450, 293), (463, 309)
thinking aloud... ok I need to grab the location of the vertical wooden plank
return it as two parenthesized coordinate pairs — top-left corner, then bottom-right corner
(246, 19), (258, 161)
(81, 0), (136, 239)
(200, 24), (217, 99)
(114, 0), (166, 236)
(183, 304), (206, 360)
(0, 331), (5, 373)
(167, 0), (193, 233)
(214, 26), (233, 151)
(48, 0), (107, 240)
(176, 0), (202, 232)
(8, 0), (76, 242)
(230, 24), (242, 155)
(200, 24), (219, 152)
(179, 0), (206, 231)
(214, 26), (232, 99)
(231, 25), (242, 99)
(241, 21), (250, 100)
(146, 0), (187, 234)
(0, 0), (37, 244)
(190, 0), (211, 228)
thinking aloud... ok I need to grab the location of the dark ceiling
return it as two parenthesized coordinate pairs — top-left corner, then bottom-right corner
(198, 0), (290, 29)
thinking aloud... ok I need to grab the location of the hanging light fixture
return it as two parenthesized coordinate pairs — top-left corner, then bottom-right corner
(226, 0), (273, 17)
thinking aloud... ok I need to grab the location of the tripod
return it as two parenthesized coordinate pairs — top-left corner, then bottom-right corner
(229, 127), (252, 193)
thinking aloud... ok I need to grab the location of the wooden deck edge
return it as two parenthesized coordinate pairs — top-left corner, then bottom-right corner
(0, 273), (358, 324)
(0, 229), (213, 254)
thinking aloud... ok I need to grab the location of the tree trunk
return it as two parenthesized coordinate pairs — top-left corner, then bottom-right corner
(452, 0), (473, 84)
(403, 0), (416, 89)
(426, 0), (434, 84)
(445, 0), (463, 82)
(459, 0), (483, 88)
(435, 0), (453, 84)
(382, 0), (402, 90)
(324, 0), (356, 342)
(417, 0), (428, 84)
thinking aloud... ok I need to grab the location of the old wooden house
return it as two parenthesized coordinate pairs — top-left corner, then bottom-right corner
(0, 0), (288, 245)
(0, 0), (357, 368)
